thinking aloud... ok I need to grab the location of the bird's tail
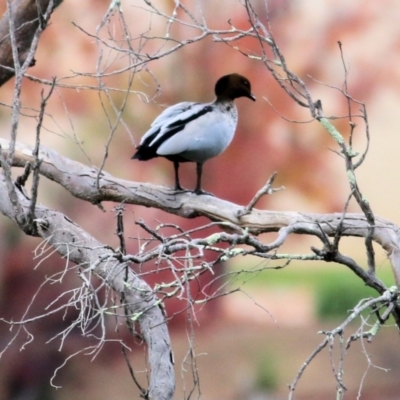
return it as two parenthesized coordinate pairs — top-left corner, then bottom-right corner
(132, 146), (158, 161)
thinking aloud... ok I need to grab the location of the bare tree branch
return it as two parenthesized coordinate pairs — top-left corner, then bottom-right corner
(0, 0), (63, 85)
(2, 138), (400, 289)
(0, 171), (175, 400)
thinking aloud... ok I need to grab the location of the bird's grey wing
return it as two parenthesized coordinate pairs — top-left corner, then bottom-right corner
(138, 102), (198, 146)
(150, 102), (196, 128)
(136, 102), (193, 150)
(157, 110), (234, 160)
(147, 103), (212, 148)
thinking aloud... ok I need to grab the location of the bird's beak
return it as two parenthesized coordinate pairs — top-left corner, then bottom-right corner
(248, 93), (256, 101)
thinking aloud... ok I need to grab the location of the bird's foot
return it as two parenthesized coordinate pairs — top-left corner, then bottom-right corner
(194, 188), (214, 196)
(173, 185), (191, 193)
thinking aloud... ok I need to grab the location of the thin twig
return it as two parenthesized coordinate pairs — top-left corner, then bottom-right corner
(237, 172), (284, 217)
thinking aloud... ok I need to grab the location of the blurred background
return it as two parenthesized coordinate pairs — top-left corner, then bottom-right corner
(0, 0), (399, 399)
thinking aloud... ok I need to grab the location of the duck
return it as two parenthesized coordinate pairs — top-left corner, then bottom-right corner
(132, 73), (255, 194)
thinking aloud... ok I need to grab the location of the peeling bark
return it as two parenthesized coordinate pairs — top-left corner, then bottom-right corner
(0, 0), (63, 85)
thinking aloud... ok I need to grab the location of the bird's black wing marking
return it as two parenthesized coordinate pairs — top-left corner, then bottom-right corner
(132, 128), (161, 160)
(150, 105), (212, 149)
(133, 105), (212, 161)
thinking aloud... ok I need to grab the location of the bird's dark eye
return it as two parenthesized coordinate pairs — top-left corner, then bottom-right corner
(242, 79), (249, 86)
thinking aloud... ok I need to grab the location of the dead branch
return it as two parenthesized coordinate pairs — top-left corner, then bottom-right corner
(0, 0), (63, 85)
(288, 289), (397, 399)
(0, 171), (175, 400)
(2, 137), (400, 288)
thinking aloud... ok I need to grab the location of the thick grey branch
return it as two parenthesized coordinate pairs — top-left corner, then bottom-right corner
(0, 171), (175, 400)
(2, 138), (400, 288)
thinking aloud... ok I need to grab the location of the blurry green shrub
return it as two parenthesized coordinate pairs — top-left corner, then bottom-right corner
(255, 353), (278, 391)
(315, 274), (377, 320)
(236, 261), (395, 320)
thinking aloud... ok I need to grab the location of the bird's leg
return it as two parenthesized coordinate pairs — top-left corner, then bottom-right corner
(194, 162), (212, 195)
(173, 161), (183, 191)
(194, 163), (203, 194)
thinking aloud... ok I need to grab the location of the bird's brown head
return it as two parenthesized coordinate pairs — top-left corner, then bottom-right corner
(215, 73), (256, 102)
